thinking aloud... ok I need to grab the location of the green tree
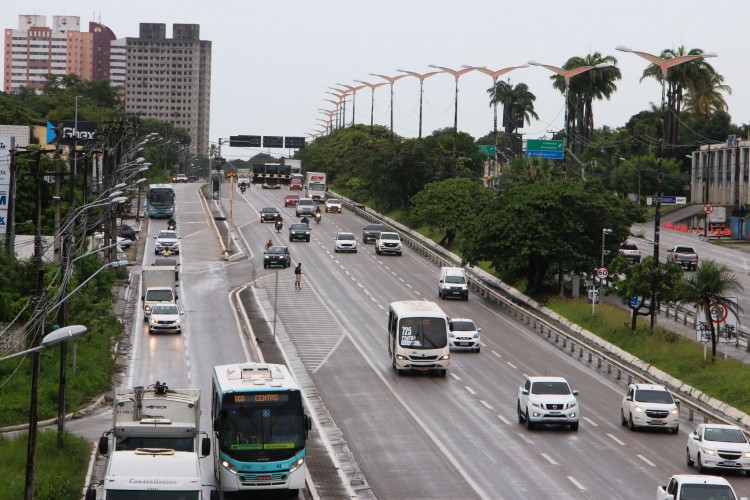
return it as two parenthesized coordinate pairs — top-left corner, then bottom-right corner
(677, 259), (743, 359)
(411, 178), (493, 248)
(487, 81), (539, 155)
(550, 53), (621, 154)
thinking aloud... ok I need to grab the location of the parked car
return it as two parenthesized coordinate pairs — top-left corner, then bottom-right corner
(325, 198), (343, 213)
(375, 232), (402, 256)
(517, 376), (579, 431)
(448, 318), (481, 352)
(118, 224), (136, 241)
(260, 206), (280, 223)
(363, 223), (385, 244)
(289, 223), (311, 242)
(117, 236), (132, 249)
(148, 303), (183, 334)
(619, 243), (642, 263)
(284, 194), (300, 207)
(334, 232), (357, 253)
(666, 245), (699, 271)
(687, 424), (750, 474)
(263, 246), (291, 268)
(620, 383), (679, 433)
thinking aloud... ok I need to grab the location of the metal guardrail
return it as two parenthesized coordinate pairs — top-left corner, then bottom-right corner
(341, 197), (750, 431)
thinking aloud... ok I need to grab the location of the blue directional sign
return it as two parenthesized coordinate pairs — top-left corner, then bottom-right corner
(630, 296), (640, 308)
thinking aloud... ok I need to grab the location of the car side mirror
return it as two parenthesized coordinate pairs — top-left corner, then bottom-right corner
(572, 390), (579, 396)
(521, 388), (529, 396)
(141, 295), (144, 301)
(625, 395), (632, 401)
(175, 294), (178, 300)
(477, 328), (482, 332)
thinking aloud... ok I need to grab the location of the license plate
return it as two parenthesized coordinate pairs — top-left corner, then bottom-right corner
(548, 412), (562, 416)
(415, 367), (428, 371)
(648, 420), (664, 425)
(722, 461), (738, 467)
(457, 342), (469, 346)
(256, 475), (272, 481)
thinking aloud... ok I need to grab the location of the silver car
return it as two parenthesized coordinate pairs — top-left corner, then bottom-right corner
(334, 232), (357, 253)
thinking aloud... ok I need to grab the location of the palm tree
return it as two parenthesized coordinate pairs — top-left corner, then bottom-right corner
(487, 81), (538, 156)
(682, 71), (732, 118)
(550, 52), (621, 155)
(677, 259), (743, 359)
(639, 46), (728, 153)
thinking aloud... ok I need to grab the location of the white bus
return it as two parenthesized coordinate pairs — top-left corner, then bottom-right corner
(388, 301), (450, 376)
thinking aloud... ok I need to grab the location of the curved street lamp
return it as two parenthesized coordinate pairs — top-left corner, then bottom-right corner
(354, 80), (387, 134)
(427, 65), (475, 142)
(528, 60), (611, 180)
(329, 87), (353, 129)
(396, 69), (440, 139)
(326, 90), (348, 128)
(616, 45), (717, 330)
(323, 99), (341, 130)
(336, 83), (366, 126)
(462, 64), (528, 183)
(370, 73), (407, 142)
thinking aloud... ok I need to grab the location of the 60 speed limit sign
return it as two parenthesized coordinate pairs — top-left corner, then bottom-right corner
(595, 267), (609, 280)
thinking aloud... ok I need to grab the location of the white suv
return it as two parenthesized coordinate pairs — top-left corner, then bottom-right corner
(517, 376), (579, 431)
(375, 232), (402, 256)
(296, 198), (316, 217)
(621, 383), (679, 433)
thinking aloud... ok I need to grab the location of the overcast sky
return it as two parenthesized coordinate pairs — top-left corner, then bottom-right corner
(4, 0), (749, 159)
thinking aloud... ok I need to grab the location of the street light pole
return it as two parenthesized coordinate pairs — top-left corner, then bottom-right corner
(616, 45), (717, 329)
(354, 80), (387, 135)
(428, 65), (475, 149)
(396, 69), (440, 139)
(370, 73), (407, 142)
(337, 83), (366, 127)
(528, 61), (611, 181)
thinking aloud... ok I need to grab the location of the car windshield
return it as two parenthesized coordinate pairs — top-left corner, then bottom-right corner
(634, 389), (674, 404)
(154, 259), (177, 266)
(531, 381), (571, 395)
(152, 305), (178, 315)
(262, 207), (277, 213)
(366, 225), (384, 231)
(267, 247), (286, 255)
(145, 290), (174, 302)
(679, 484), (736, 500)
(674, 246), (695, 253)
(398, 317), (447, 349)
(298, 200), (314, 206)
(380, 232), (398, 240)
(328, 199), (340, 204)
(446, 275), (465, 284)
(621, 244), (638, 251)
(291, 224), (308, 230)
(704, 427), (748, 443)
(157, 231), (177, 239)
(287, 195), (299, 199)
(451, 321), (476, 332)
(337, 233), (355, 240)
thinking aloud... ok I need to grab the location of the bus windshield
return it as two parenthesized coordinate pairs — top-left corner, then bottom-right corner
(399, 317), (447, 349)
(149, 188), (175, 207)
(219, 407), (305, 453)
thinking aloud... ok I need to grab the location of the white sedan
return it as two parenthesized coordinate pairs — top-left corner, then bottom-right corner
(334, 232), (357, 253)
(687, 423), (750, 473)
(148, 303), (183, 334)
(325, 198), (342, 213)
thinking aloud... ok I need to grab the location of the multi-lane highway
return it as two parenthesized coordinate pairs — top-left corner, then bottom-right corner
(113, 182), (750, 499)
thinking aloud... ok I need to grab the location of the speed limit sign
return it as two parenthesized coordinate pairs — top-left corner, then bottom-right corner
(596, 267), (609, 280)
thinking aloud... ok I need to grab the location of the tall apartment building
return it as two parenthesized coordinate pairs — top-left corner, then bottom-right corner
(124, 23), (211, 156)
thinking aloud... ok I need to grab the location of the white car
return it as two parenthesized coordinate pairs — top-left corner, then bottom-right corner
(174, 173), (189, 183)
(334, 232), (357, 253)
(148, 303), (183, 334)
(375, 232), (402, 256)
(117, 236), (132, 249)
(325, 198), (342, 213)
(296, 198), (316, 217)
(687, 424), (750, 474)
(517, 376), (579, 431)
(448, 318), (480, 352)
(621, 383), (679, 433)
(154, 230), (180, 255)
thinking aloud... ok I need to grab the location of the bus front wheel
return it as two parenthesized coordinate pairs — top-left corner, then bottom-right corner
(288, 489), (299, 498)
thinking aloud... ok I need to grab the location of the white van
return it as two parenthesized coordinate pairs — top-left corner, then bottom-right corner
(438, 267), (468, 300)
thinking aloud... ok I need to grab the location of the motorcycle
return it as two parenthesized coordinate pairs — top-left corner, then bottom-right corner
(314, 212), (322, 224)
(239, 183), (247, 193)
(275, 220), (283, 233)
(167, 219), (177, 231)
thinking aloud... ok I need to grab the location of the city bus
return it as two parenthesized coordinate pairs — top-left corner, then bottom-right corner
(212, 363), (311, 496)
(388, 301), (451, 376)
(146, 183), (176, 218)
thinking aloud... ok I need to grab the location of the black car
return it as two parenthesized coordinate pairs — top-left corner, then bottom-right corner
(363, 223), (385, 244)
(263, 246), (291, 268)
(118, 224), (136, 241)
(289, 223), (311, 242)
(260, 207), (280, 223)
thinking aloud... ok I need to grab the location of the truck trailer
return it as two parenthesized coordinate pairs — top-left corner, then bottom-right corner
(305, 172), (327, 202)
(141, 266), (178, 320)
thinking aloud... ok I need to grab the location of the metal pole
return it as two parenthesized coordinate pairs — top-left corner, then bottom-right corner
(370, 88), (375, 134)
(651, 78), (666, 331)
(563, 83), (569, 181)
(389, 82), (394, 142)
(418, 80), (424, 139)
(272, 270), (279, 343)
(227, 175), (233, 253)
(492, 77), (499, 187)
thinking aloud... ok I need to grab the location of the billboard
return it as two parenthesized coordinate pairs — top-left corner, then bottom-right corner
(46, 120), (97, 146)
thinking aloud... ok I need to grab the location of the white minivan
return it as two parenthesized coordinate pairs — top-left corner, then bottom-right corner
(438, 267), (468, 300)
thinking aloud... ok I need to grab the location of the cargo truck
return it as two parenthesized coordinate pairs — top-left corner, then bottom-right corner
(305, 172), (327, 202)
(141, 266), (178, 320)
(86, 381), (217, 500)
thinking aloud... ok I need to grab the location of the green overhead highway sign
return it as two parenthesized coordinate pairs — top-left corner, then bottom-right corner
(477, 145), (495, 156)
(526, 139), (564, 160)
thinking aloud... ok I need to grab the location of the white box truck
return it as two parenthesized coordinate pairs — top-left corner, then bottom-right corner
(86, 381), (218, 500)
(305, 172), (327, 203)
(141, 266), (178, 320)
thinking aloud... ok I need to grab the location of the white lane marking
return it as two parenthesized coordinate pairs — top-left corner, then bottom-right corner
(541, 453), (557, 465)
(607, 433), (626, 446)
(480, 400), (493, 411)
(516, 432), (533, 445)
(637, 454), (655, 467)
(406, 283), (412, 289)
(398, 277), (405, 282)
(506, 361), (518, 369)
(521, 373), (529, 379)
(583, 416), (599, 427)
(492, 351), (502, 358)
(497, 414), (511, 425)
(450, 373), (461, 381)
(567, 476), (586, 490)
(465, 386), (477, 396)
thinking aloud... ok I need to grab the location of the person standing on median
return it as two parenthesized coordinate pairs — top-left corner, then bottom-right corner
(294, 263), (303, 290)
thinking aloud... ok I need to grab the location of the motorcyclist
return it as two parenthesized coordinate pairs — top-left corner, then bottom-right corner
(274, 213), (283, 224)
(314, 207), (322, 221)
(167, 218), (177, 230)
(264, 239), (273, 251)
(300, 216), (310, 225)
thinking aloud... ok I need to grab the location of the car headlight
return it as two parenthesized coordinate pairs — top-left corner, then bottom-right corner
(144, 305), (151, 312)
(701, 447), (717, 456)
(743, 451), (750, 459)
(221, 460), (238, 474)
(531, 402), (543, 408)
(565, 402), (577, 409)
(448, 333), (455, 338)
(670, 408), (679, 415)
(472, 333), (479, 339)
(633, 405), (644, 413)
(264, 256), (270, 260)
(289, 457), (305, 473)
(439, 354), (450, 360)
(395, 354), (407, 361)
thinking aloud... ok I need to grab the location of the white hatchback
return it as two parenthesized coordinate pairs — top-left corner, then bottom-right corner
(620, 383), (679, 433)
(687, 424), (750, 474)
(334, 232), (357, 253)
(448, 318), (480, 352)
